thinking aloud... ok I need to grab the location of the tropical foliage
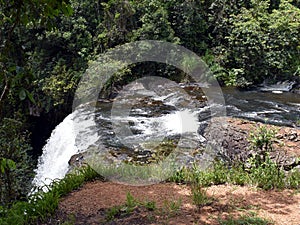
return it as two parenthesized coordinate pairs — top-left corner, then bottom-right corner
(0, 0), (300, 206)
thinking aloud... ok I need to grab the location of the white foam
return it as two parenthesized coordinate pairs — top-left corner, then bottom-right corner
(32, 113), (77, 188)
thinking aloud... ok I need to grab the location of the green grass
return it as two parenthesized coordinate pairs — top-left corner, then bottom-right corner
(0, 166), (102, 225)
(162, 198), (182, 217)
(105, 192), (156, 222)
(169, 158), (300, 191)
(218, 213), (272, 225)
(87, 153), (178, 185)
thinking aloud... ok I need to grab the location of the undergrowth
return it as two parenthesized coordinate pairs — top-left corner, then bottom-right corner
(170, 125), (300, 191)
(169, 158), (300, 190)
(0, 166), (102, 225)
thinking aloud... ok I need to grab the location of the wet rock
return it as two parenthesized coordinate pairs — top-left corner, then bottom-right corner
(292, 88), (300, 94)
(68, 152), (87, 170)
(67, 109), (300, 172)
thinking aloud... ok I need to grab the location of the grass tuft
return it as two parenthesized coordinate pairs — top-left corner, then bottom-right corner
(218, 213), (272, 225)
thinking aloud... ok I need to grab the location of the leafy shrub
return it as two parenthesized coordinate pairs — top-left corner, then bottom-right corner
(228, 165), (250, 186)
(285, 168), (300, 189)
(249, 125), (276, 160)
(223, 0), (300, 84)
(247, 125), (286, 190)
(0, 118), (33, 205)
(249, 156), (285, 190)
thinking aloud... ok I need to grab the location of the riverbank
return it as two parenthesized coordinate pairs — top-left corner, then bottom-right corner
(46, 117), (300, 225)
(1, 117), (299, 225)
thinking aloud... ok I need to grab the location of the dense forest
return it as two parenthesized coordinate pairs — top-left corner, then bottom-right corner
(1, 0), (300, 206)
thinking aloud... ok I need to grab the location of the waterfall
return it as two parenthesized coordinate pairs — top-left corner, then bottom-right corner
(32, 113), (78, 188)
(31, 85), (300, 190)
(32, 106), (100, 189)
(259, 80), (297, 92)
(32, 107), (202, 189)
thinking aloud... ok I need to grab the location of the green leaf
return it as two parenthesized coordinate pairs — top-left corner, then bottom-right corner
(7, 159), (16, 170)
(0, 160), (5, 173)
(19, 89), (26, 101)
(0, 158), (16, 173)
(25, 90), (36, 104)
(65, 4), (74, 16)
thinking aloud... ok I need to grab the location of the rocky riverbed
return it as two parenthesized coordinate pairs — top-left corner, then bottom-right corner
(69, 117), (300, 172)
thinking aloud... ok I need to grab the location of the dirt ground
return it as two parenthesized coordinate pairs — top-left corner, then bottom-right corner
(49, 181), (300, 225)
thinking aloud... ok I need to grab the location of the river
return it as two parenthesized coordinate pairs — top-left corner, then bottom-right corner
(32, 83), (300, 188)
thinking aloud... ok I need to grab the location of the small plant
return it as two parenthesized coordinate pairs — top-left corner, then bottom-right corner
(191, 185), (213, 208)
(168, 166), (191, 184)
(248, 155), (285, 190)
(190, 161), (229, 187)
(162, 198), (182, 217)
(248, 125), (277, 165)
(106, 206), (122, 221)
(228, 164), (250, 186)
(285, 168), (300, 189)
(144, 201), (156, 211)
(209, 161), (228, 185)
(105, 192), (156, 222)
(246, 125), (287, 190)
(125, 192), (137, 212)
(105, 193), (138, 221)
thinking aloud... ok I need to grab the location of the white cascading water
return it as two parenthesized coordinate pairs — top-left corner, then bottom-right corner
(32, 81), (204, 189)
(32, 113), (78, 188)
(33, 114), (78, 187)
(32, 107), (99, 188)
(32, 106), (201, 189)
(162, 110), (199, 134)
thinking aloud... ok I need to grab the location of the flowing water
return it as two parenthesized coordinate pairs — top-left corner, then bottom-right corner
(223, 87), (300, 127)
(32, 83), (300, 188)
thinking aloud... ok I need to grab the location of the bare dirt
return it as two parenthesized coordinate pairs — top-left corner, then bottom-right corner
(50, 181), (300, 225)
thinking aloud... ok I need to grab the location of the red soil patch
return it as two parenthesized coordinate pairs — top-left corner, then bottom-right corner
(48, 181), (300, 225)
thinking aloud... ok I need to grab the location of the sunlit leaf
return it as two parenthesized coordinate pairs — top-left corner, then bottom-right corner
(19, 88), (26, 101)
